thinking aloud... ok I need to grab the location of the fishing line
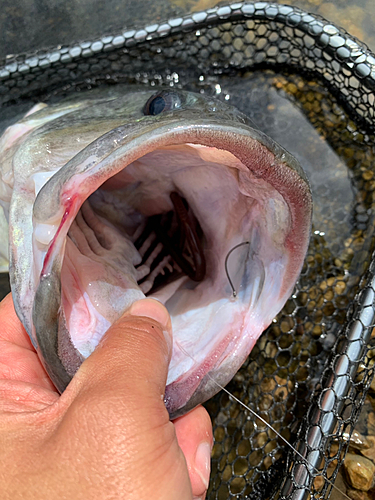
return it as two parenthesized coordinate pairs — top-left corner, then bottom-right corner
(174, 341), (351, 500)
(224, 241), (250, 297)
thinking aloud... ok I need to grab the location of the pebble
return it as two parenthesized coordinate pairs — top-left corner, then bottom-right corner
(361, 436), (375, 463)
(344, 454), (375, 491)
(347, 489), (372, 500)
(344, 430), (371, 452)
(368, 413), (375, 436)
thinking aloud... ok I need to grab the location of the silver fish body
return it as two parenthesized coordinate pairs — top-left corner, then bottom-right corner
(0, 86), (312, 418)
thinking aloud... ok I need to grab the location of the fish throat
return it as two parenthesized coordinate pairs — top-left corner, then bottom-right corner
(133, 191), (206, 293)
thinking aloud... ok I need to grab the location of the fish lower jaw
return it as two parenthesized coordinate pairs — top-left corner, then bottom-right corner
(59, 255), (269, 418)
(165, 317), (266, 418)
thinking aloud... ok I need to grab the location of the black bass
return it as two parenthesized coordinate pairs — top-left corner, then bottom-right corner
(0, 86), (312, 418)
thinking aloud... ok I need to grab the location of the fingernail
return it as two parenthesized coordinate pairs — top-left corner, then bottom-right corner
(128, 299), (172, 347)
(194, 441), (212, 491)
(129, 299), (170, 326)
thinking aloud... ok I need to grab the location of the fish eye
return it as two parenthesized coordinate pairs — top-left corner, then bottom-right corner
(143, 91), (182, 116)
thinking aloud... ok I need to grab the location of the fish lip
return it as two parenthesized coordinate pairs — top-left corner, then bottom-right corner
(28, 117), (312, 415)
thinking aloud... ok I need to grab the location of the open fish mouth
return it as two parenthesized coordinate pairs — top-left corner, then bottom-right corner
(0, 87), (312, 418)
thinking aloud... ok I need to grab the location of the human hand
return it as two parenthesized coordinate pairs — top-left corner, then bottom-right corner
(0, 295), (213, 499)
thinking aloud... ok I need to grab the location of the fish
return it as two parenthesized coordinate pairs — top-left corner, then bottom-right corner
(0, 85), (312, 419)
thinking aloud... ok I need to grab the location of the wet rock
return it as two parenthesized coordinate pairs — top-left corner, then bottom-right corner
(347, 489), (372, 500)
(313, 461), (344, 496)
(350, 399), (375, 437)
(371, 375), (375, 393)
(329, 442), (340, 458)
(344, 453), (375, 491)
(368, 412), (375, 436)
(313, 474), (324, 492)
(344, 430), (371, 452)
(361, 436), (375, 463)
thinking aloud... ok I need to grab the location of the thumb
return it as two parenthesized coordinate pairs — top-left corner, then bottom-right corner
(64, 298), (173, 420)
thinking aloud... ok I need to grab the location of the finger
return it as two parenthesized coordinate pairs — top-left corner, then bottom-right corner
(54, 298), (192, 500)
(0, 294), (34, 349)
(0, 340), (56, 388)
(0, 379), (58, 414)
(65, 298), (173, 411)
(174, 405), (213, 500)
(0, 294), (56, 392)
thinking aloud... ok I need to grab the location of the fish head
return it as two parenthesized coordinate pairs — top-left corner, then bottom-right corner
(0, 86), (312, 418)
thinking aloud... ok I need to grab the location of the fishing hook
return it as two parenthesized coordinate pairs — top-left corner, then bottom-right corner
(224, 241), (250, 297)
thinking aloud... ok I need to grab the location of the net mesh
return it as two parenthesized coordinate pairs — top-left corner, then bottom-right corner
(1, 3), (375, 498)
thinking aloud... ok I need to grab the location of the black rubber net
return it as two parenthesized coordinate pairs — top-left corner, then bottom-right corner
(1, 3), (375, 499)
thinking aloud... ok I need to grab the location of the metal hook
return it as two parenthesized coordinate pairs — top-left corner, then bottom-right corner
(224, 241), (250, 297)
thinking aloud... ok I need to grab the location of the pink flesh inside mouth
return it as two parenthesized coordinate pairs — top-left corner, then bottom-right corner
(33, 133), (311, 417)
